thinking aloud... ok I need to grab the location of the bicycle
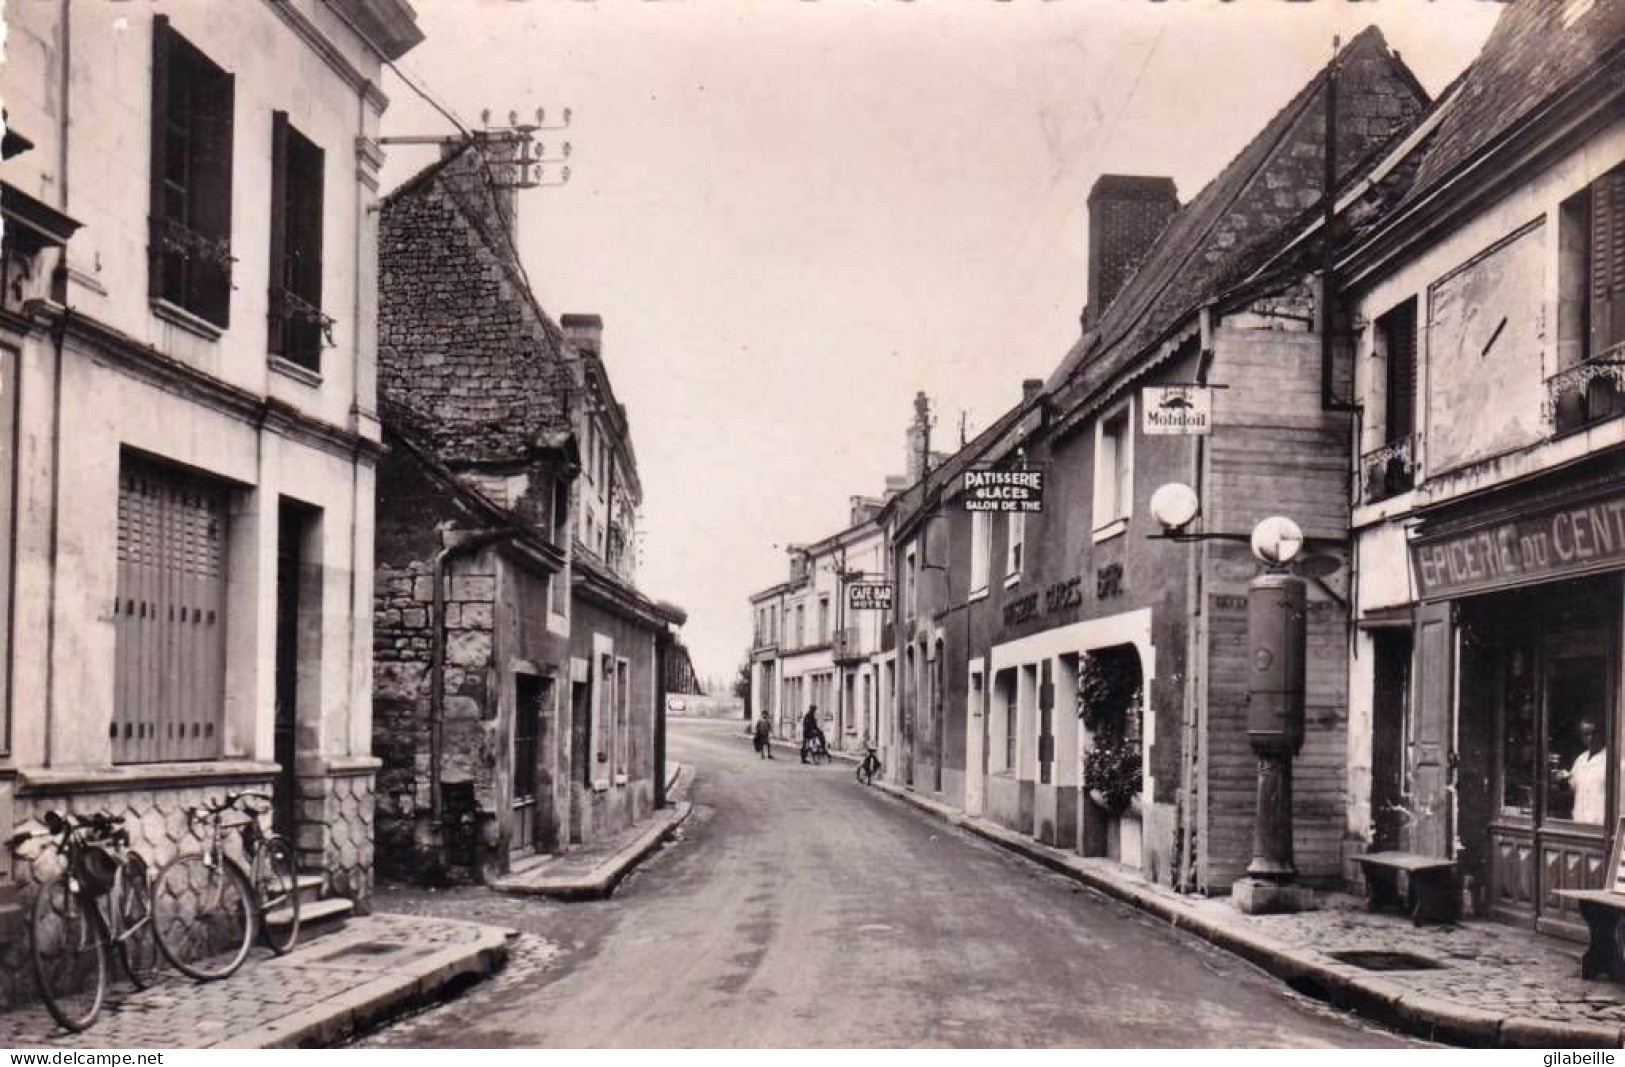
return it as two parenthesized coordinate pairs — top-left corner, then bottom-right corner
(856, 745), (883, 786)
(152, 791), (301, 981)
(6, 811), (158, 1032)
(802, 733), (830, 765)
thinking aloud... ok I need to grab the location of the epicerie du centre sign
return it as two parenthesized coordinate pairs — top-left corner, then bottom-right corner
(1411, 490), (1625, 599)
(963, 470), (1044, 513)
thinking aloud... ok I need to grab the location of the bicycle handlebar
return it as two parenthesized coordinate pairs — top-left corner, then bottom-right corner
(7, 811), (126, 854)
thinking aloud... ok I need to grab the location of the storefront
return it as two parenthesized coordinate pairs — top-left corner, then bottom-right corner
(1408, 467), (1625, 937)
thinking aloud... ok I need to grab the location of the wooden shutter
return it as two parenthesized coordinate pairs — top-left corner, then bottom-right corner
(1383, 299), (1418, 441)
(1591, 167), (1625, 357)
(268, 111), (289, 356)
(148, 15), (173, 302)
(1408, 601), (1455, 858)
(1038, 660), (1054, 783)
(193, 62), (234, 328)
(113, 456), (228, 764)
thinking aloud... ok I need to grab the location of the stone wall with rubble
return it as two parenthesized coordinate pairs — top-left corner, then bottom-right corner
(371, 557), (501, 881)
(379, 147), (577, 469)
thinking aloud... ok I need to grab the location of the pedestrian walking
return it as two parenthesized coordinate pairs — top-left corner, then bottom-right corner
(753, 712), (774, 759)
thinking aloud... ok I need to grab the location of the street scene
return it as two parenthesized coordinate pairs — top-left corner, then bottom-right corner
(2, 0), (1625, 1051)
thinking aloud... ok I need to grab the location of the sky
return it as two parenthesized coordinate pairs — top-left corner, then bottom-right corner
(375, 0), (1503, 684)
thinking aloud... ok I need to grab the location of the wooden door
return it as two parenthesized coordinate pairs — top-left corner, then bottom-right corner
(512, 674), (542, 854)
(1408, 600), (1454, 857)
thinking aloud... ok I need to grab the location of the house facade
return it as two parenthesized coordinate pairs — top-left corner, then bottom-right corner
(1342, 0), (1625, 938)
(373, 148), (681, 880)
(562, 314), (684, 843)
(0, 0), (422, 989)
(880, 29), (1429, 892)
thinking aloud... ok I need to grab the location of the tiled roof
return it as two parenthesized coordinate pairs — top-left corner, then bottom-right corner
(1045, 27), (1429, 405)
(1398, 0), (1625, 214)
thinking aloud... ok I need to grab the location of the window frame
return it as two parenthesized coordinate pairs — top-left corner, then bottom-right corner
(148, 16), (236, 330)
(1092, 399), (1135, 541)
(268, 112), (327, 372)
(1005, 511), (1025, 583)
(969, 509), (990, 595)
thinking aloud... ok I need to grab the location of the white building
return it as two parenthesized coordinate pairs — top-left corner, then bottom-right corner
(0, 0), (422, 977)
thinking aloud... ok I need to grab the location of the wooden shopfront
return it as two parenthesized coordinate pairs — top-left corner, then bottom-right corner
(1410, 473), (1625, 939)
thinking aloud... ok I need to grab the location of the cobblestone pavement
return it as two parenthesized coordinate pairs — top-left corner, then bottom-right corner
(0, 914), (504, 1048)
(1192, 894), (1625, 1028)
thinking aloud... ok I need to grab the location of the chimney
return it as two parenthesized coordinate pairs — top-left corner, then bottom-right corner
(905, 391), (933, 483)
(1085, 174), (1179, 329)
(1022, 378), (1043, 404)
(561, 313), (603, 360)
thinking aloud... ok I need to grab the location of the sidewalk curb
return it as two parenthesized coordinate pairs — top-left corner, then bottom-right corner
(492, 800), (693, 901)
(213, 919), (512, 1049)
(869, 779), (1625, 1049)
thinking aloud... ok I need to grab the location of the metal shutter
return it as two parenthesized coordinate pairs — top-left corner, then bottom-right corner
(113, 456), (228, 763)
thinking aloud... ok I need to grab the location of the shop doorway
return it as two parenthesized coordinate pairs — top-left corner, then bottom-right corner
(569, 677), (591, 844)
(1369, 629), (1412, 853)
(1462, 576), (1621, 939)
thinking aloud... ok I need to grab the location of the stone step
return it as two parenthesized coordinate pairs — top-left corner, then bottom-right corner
(506, 850), (554, 878)
(294, 872), (326, 907)
(264, 896), (354, 943)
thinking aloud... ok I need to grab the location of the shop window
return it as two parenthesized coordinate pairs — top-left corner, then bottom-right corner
(1093, 404), (1134, 536)
(113, 453), (230, 763)
(969, 510), (990, 593)
(268, 113), (327, 370)
(149, 16), (235, 329)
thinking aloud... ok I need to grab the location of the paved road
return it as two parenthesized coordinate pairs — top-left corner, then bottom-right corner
(364, 718), (1420, 1047)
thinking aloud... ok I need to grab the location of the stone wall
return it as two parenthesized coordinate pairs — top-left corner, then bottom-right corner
(371, 544), (502, 880)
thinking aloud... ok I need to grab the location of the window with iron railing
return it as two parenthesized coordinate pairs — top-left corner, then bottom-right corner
(1362, 298), (1419, 503)
(149, 16), (234, 329)
(1552, 168), (1625, 435)
(269, 113), (329, 371)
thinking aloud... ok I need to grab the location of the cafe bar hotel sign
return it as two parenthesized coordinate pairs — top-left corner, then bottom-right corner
(1410, 489), (1625, 600)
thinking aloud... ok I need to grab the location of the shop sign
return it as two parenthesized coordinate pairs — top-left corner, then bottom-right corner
(1410, 492), (1625, 599)
(964, 470), (1043, 513)
(1003, 576), (1084, 628)
(1142, 385), (1212, 436)
(848, 582), (893, 611)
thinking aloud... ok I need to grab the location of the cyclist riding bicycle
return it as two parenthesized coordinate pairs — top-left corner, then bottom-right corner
(801, 705), (828, 764)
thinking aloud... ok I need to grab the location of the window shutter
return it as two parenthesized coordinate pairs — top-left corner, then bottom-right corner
(148, 16), (173, 301)
(1384, 300), (1418, 441)
(193, 67), (235, 328)
(300, 138), (326, 318)
(1591, 167), (1625, 356)
(268, 111), (289, 356)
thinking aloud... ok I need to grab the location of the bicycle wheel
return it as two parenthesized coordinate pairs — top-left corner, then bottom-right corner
(30, 878), (106, 1033)
(115, 855), (160, 990)
(152, 853), (255, 980)
(255, 837), (302, 955)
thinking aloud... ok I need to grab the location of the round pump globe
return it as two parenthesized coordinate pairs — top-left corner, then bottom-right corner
(1251, 515), (1305, 566)
(1149, 482), (1201, 531)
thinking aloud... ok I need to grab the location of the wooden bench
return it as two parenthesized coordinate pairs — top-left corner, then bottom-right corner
(1556, 890), (1625, 981)
(1353, 852), (1458, 925)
